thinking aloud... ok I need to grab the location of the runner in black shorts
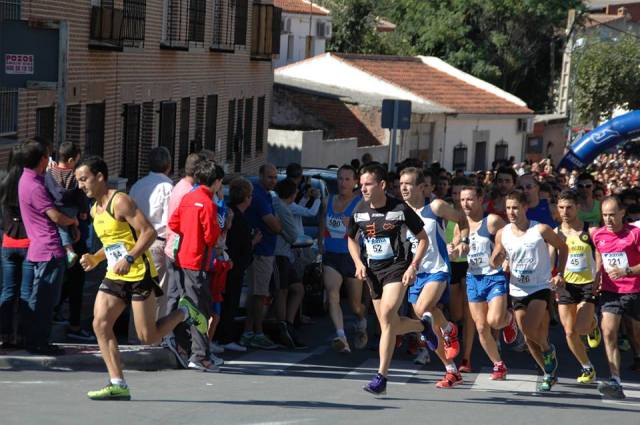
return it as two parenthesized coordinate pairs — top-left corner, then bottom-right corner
(347, 164), (430, 395)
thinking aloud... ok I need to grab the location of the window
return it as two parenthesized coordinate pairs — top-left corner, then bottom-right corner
(255, 96), (265, 153)
(140, 101), (154, 176)
(286, 34), (294, 60)
(193, 96), (204, 151)
(226, 99), (236, 161)
(159, 101), (177, 165)
(494, 140), (508, 163)
(121, 104), (141, 183)
(212, 0), (235, 51)
(178, 97), (190, 169)
(163, 0), (205, 48)
(0, 88), (18, 136)
(66, 105), (81, 145)
(251, 3), (281, 59)
(244, 97), (253, 157)
(85, 103), (105, 157)
(235, 0), (248, 46)
(474, 141), (487, 171)
(121, 0), (146, 47)
(0, 0), (20, 21)
(234, 99), (244, 172)
(452, 143), (467, 170)
(304, 35), (314, 58)
(526, 136), (543, 154)
(89, 0), (145, 49)
(204, 94), (218, 151)
(36, 107), (55, 146)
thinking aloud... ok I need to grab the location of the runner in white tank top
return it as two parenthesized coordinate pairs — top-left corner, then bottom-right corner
(491, 190), (568, 393)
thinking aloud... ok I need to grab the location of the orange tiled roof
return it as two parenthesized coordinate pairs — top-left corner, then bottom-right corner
(273, 0), (330, 16)
(334, 54), (532, 115)
(585, 13), (624, 28)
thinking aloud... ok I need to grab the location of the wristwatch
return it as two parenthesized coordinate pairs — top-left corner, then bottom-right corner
(625, 267), (632, 276)
(460, 237), (470, 245)
(125, 255), (135, 265)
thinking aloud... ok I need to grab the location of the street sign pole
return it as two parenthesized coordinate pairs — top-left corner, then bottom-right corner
(388, 100), (399, 171)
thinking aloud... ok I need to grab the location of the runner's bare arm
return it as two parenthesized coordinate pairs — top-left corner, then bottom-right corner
(114, 193), (157, 261)
(347, 233), (366, 280)
(540, 224), (568, 288)
(490, 228), (505, 269)
(79, 248), (106, 272)
(432, 199), (469, 255)
(593, 247), (603, 293)
(317, 202), (327, 254)
(487, 214), (506, 235)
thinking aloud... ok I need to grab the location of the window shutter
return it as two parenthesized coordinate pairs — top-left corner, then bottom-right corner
(255, 96), (265, 153)
(179, 97), (190, 168)
(226, 99), (236, 161)
(205, 94), (218, 151)
(85, 103), (105, 157)
(244, 97), (253, 156)
(234, 0), (248, 45)
(271, 7), (281, 54)
(159, 101), (177, 163)
(121, 104), (141, 183)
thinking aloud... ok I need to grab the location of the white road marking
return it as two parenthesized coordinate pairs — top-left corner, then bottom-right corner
(224, 347), (327, 375)
(343, 358), (425, 385)
(0, 381), (58, 384)
(469, 368), (539, 393)
(601, 382), (640, 407)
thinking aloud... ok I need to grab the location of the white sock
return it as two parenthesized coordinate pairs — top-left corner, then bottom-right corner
(336, 329), (346, 338)
(445, 363), (458, 373)
(611, 375), (621, 384)
(178, 306), (189, 321)
(581, 363), (593, 370)
(441, 322), (453, 334)
(110, 378), (127, 387)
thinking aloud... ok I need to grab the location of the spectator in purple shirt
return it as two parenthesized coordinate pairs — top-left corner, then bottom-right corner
(18, 138), (78, 354)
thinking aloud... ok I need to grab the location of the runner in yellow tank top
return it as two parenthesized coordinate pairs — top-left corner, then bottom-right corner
(75, 156), (208, 401)
(553, 190), (601, 385)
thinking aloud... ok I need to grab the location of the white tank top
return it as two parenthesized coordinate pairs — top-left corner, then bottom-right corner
(468, 217), (501, 276)
(407, 202), (449, 275)
(501, 221), (551, 296)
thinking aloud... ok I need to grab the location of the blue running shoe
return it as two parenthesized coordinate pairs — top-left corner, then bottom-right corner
(420, 315), (439, 351)
(363, 373), (387, 395)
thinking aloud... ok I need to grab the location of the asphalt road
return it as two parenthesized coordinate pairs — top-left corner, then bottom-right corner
(2, 315), (640, 425)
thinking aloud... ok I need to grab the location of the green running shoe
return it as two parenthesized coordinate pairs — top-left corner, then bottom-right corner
(538, 375), (557, 392)
(87, 383), (131, 401)
(179, 295), (208, 335)
(542, 344), (558, 375)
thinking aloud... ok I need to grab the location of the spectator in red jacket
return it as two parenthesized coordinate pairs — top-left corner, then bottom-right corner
(167, 160), (222, 372)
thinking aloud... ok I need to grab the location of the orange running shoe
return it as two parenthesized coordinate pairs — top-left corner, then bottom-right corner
(490, 362), (508, 380)
(441, 322), (460, 360)
(435, 371), (463, 388)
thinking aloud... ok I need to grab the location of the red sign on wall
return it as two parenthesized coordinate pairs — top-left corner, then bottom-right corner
(5, 54), (34, 75)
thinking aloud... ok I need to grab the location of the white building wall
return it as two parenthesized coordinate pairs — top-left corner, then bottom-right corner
(274, 12), (331, 68)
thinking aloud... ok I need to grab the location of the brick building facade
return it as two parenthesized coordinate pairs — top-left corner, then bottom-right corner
(1, 0), (281, 181)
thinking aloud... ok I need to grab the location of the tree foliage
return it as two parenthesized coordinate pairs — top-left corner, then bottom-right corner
(318, 0), (581, 111)
(573, 36), (640, 124)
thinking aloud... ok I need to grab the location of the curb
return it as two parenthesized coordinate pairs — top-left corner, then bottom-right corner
(0, 345), (178, 371)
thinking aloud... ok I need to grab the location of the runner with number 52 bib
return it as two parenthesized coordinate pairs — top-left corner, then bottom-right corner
(347, 164), (430, 396)
(490, 190), (568, 393)
(592, 196), (640, 400)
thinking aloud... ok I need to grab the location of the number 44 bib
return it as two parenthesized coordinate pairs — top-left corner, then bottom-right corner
(365, 237), (394, 260)
(602, 252), (629, 273)
(105, 242), (128, 271)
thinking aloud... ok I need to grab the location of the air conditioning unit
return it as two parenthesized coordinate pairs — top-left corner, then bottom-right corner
(517, 117), (533, 133)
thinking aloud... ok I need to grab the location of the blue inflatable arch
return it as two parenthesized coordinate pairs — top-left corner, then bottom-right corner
(558, 110), (640, 171)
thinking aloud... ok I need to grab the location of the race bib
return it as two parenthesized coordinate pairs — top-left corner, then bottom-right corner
(567, 252), (588, 272)
(468, 252), (489, 269)
(602, 252), (629, 273)
(326, 215), (347, 239)
(512, 260), (534, 285)
(365, 237), (393, 260)
(105, 242), (128, 271)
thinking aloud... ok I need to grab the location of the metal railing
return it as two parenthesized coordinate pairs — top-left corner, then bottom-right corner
(0, 89), (18, 136)
(122, 0), (146, 47)
(0, 0), (20, 21)
(165, 0), (205, 47)
(212, 0), (235, 50)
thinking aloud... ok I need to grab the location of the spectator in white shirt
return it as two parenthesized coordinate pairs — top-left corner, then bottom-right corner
(129, 146), (174, 320)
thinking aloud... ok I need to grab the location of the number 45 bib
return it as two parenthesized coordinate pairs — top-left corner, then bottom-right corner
(365, 237), (394, 260)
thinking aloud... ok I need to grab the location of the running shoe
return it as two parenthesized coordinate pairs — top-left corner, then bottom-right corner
(209, 341), (225, 354)
(490, 362), (508, 380)
(354, 327), (368, 350)
(188, 358), (220, 373)
(420, 315), (439, 351)
(587, 315), (601, 349)
(458, 358), (472, 373)
(441, 322), (460, 360)
(178, 296), (208, 334)
(577, 367), (596, 384)
(598, 379), (626, 400)
(161, 335), (189, 369)
(249, 334), (278, 350)
(277, 321), (295, 349)
(414, 347), (431, 365)
(286, 324), (308, 350)
(502, 312), (518, 344)
(67, 329), (97, 342)
(538, 374), (557, 392)
(239, 333), (254, 348)
(618, 336), (631, 352)
(331, 336), (351, 353)
(223, 342), (248, 352)
(435, 371), (463, 388)
(542, 344), (558, 375)
(209, 352), (224, 367)
(87, 383), (131, 401)
(363, 373), (387, 395)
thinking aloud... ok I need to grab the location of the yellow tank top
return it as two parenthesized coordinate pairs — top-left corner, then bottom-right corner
(92, 192), (157, 282)
(559, 224), (596, 285)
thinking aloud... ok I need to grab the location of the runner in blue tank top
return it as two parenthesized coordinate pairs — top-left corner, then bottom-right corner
(459, 185), (517, 381)
(318, 165), (366, 353)
(400, 167), (471, 389)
